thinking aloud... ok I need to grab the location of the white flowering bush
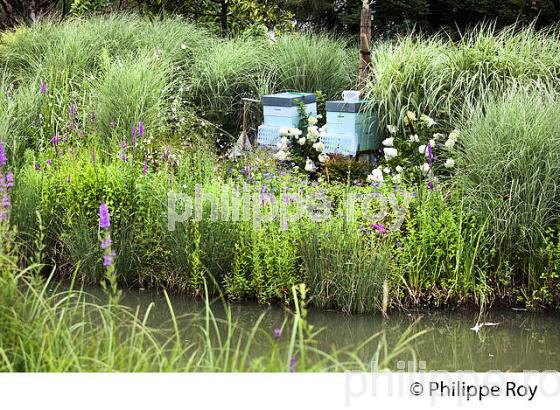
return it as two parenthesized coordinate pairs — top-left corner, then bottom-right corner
(367, 111), (459, 187)
(273, 113), (329, 174)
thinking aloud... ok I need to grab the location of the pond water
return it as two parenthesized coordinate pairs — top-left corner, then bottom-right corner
(83, 286), (560, 371)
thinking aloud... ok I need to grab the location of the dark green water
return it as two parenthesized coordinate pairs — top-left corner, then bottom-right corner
(84, 286), (560, 371)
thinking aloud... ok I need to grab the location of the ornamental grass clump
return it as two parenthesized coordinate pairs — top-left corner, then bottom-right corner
(457, 85), (560, 288)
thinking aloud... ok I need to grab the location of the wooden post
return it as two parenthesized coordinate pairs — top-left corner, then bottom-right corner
(241, 100), (249, 150)
(358, 0), (372, 97)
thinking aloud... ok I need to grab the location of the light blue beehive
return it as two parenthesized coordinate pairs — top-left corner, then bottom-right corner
(257, 92), (317, 148)
(321, 101), (379, 155)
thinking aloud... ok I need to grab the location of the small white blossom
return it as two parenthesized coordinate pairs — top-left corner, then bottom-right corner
(429, 139), (435, 147)
(307, 125), (320, 139)
(308, 116), (318, 126)
(396, 165), (403, 173)
(383, 167), (391, 174)
(318, 153), (330, 163)
(383, 147), (398, 161)
(382, 137), (394, 147)
(273, 150), (289, 161)
(312, 141), (324, 152)
(420, 163), (431, 174)
(181, 43), (188, 50)
(367, 167), (384, 183)
(304, 158), (316, 173)
(387, 125), (398, 134)
(445, 158), (455, 168)
(404, 111), (417, 125)
(418, 144), (427, 154)
(392, 174), (402, 184)
(444, 137), (456, 149)
(298, 137), (306, 145)
(409, 134), (420, 143)
(449, 129), (460, 142)
(433, 133), (446, 139)
(420, 114), (436, 127)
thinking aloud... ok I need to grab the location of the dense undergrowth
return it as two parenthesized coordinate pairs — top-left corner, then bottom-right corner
(2, 14), (560, 312)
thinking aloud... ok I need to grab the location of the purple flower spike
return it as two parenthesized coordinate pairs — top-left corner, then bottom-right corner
(289, 355), (296, 372)
(371, 223), (387, 234)
(51, 134), (59, 146)
(101, 238), (112, 250)
(69, 103), (77, 117)
(34, 162), (40, 171)
(46, 159), (52, 166)
(99, 202), (110, 229)
(0, 140), (7, 167)
(427, 143), (433, 165)
(91, 147), (95, 164)
(138, 120), (144, 138)
(428, 180), (434, 190)
(67, 175), (71, 184)
(274, 327), (282, 339)
(103, 251), (116, 267)
(40, 81), (47, 95)
(6, 171), (14, 188)
(143, 161), (147, 176)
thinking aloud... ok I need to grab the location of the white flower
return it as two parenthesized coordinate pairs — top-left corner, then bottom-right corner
(181, 43), (188, 50)
(298, 137), (306, 145)
(277, 137), (289, 151)
(273, 150), (289, 161)
(292, 128), (302, 137)
(319, 125), (328, 134)
(312, 141), (324, 152)
(433, 133), (446, 139)
(304, 158), (316, 172)
(420, 163), (430, 174)
(409, 134), (420, 143)
(383, 167), (391, 174)
(449, 129), (460, 142)
(279, 127), (291, 137)
(367, 167), (384, 183)
(318, 153), (330, 163)
(308, 116), (318, 126)
(307, 125), (320, 139)
(420, 114), (436, 127)
(396, 165), (403, 173)
(387, 125), (398, 134)
(445, 158), (455, 168)
(392, 174), (402, 184)
(404, 111), (417, 125)
(444, 137), (456, 149)
(383, 147), (398, 161)
(382, 137), (394, 147)
(429, 139), (435, 147)
(418, 144), (427, 154)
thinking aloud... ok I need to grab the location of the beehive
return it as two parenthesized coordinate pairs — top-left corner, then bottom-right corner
(321, 101), (379, 155)
(257, 92), (317, 148)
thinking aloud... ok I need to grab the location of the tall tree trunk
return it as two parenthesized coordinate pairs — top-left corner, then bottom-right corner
(358, 0), (372, 96)
(220, 0), (229, 36)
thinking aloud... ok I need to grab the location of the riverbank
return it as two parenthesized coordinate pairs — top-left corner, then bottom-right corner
(2, 15), (560, 312)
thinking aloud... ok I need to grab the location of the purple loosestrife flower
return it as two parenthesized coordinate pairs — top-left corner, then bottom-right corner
(143, 161), (147, 176)
(67, 175), (71, 184)
(428, 180), (434, 190)
(138, 120), (144, 138)
(2, 194), (9, 209)
(0, 140), (6, 167)
(132, 125), (137, 141)
(290, 355), (296, 372)
(427, 143), (433, 165)
(274, 327), (282, 339)
(101, 237), (112, 250)
(51, 134), (59, 147)
(131, 128), (137, 148)
(371, 223), (387, 234)
(91, 147), (95, 164)
(6, 171), (13, 188)
(103, 250), (116, 267)
(69, 103), (77, 117)
(34, 162), (40, 171)
(40, 81), (47, 95)
(46, 159), (52, 166)
(99, 202), (110, 229)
